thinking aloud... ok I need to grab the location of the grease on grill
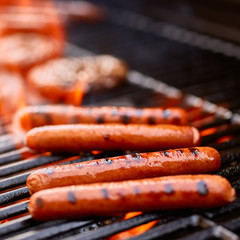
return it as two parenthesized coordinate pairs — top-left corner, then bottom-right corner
(101, 188), (109, 199)
(165, 183), (174, 194)
(68, 191), (77, 204)
(197, 180), (208, 196)
(189, 148), (199, 157)
(36, 197), (44, 208)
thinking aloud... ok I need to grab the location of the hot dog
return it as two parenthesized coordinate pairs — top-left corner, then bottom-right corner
(27, 147), (220, 194)
(17, 105), (188, 131)
(26, 124), (200, 153)
(28, 174), (236, 221)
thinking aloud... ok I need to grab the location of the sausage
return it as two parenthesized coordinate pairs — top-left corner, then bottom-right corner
(27, 55), (128, 103)
(16, 105), (188, 131)
(27, 147), (220, 194)
(26, 124), (200, 153)
(28, 174), (236, 221)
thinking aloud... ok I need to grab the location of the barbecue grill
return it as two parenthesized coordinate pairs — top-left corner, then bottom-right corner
(1, 0), (240, 239)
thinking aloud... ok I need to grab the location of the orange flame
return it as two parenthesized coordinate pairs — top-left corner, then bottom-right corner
(217, 135), (232, 143)
(66, 81), (86, 106)
(0, 0), (66, 129)
(200, 127), (217, 137)
(108, 212), (158, 240)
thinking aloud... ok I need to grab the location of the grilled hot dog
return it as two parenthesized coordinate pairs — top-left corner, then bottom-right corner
(28, 174), (236, 221)
(17, 105), (188, 131)
(26, 124), (200, 153)
(27, 147), (220, 194)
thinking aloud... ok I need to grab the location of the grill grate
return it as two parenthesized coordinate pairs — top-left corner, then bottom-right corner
(1, 1), (240, 239)
(67, 0), (240, 114)
(1, 67), (240, 239)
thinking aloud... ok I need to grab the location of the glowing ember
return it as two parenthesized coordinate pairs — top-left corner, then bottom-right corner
(200, 127), (217, 137)
(217, 135), (233, 143)
(108, 212), (158, 240)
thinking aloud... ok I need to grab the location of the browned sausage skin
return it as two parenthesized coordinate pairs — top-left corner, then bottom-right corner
(26, 124), (200, 153)
(28, 175), (236, 221)
(27, 147), (220, 194)
(16, 105), (188, 131)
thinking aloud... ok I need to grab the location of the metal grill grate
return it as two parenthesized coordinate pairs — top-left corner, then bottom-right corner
(0, 65), (240, 239)
(1, 1), (240, 239)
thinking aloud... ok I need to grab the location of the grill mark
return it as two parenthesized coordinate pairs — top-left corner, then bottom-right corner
(165, 183), (174, 194)
(162, 151), (170, 157)
(177, 149), (184, 154)
(197, 180), (208, 196)
(36, 198), (44, 208)
(122, 115), (130, 124)
(112, 107), (119, 116)
(148, 116), (156, 125)
(103, 133), (110, 141)
(163, 109), (171, 119)
(102, 188), (109, 199)
(104, 158), (112, 164)
(133, 153), (141, 158)
(36, 107), (52, 125)
(44, 114), (52, 125)
(136, 109), (143, 117)
(134, 186), (141, 195)
(68, 191), (77, 204)
(44, 167), (54, 175)
(131, 153), (142, 161)
(71, 115), (79, 124)
(189, 148), (199, 156)
(96, 116), (104, 124)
